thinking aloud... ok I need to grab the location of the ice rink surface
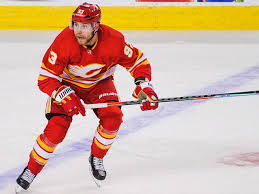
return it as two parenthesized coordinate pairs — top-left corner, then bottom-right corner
(1, 30), (259, 194)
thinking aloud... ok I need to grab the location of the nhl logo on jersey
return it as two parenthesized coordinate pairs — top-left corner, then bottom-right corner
(88, 50), (92, 54)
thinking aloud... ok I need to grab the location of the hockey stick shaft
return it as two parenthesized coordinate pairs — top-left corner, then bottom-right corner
(83, 90), (259, 109)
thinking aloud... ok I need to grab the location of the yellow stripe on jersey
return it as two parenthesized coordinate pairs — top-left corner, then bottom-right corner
(38, 75), (49, 81)
(97, 125), (117, 139)
(83, 39), (98, 50)
(31, 149), (48, 164)
(94, 137), (112, 150)
(62, 78), (97, 89)
(63, 67), (106, 81)
(36, 136), (55, 153)
(130, 59), (150, 76)
(134, 50), (143, 67)
(46, 97), (52, 114)
(41, 63), (60, 76)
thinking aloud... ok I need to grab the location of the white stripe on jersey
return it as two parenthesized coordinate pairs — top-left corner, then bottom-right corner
(62, 65), (118, 85)
(127, 54), (147, 72)
(39, 68), (62, 82)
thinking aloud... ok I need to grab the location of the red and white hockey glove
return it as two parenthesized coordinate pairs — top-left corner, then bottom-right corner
(52, 86), (86, 117)
(132, 77), (159, 111)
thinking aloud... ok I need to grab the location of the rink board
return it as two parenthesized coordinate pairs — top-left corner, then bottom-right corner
(0, 6), (259, 30)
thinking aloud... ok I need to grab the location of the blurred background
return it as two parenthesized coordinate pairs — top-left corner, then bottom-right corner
(0, 0), (258, 30)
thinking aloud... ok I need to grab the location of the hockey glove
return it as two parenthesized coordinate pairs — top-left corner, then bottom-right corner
(52, 86), (86, 116)
(132, 77), (158, 111)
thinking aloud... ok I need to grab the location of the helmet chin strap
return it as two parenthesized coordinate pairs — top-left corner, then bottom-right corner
(85, 23), (99, 46)
(85, 30), (97, 46)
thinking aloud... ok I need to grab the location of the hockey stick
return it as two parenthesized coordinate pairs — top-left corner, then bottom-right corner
(83, 90), (259, 109)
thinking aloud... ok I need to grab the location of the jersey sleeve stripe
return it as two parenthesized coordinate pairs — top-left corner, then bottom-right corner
(38, 75), (49, 81)
(127, 54), (147, 73)
(41, 63), (59, 75)
(39, 68), (62, 82)
(129, 59), (149, 76)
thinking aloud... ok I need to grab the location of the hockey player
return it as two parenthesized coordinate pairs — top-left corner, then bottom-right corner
(15, 2), (158, 192)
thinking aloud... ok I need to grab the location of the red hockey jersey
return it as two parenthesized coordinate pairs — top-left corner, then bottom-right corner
(38, 24), (151, 97)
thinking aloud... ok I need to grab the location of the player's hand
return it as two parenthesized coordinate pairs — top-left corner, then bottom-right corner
(132, 78), (158, 111)
(52, 86), (86, 116)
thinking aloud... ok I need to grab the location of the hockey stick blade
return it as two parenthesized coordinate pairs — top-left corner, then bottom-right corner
(83, 90), (259, 109)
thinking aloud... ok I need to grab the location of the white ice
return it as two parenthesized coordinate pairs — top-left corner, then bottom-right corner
(1, 30), (259, 194)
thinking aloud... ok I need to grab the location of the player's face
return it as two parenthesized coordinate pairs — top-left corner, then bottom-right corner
(73, 21), (94, 45)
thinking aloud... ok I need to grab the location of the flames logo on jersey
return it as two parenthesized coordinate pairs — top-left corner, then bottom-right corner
(68, 63), (105, 78)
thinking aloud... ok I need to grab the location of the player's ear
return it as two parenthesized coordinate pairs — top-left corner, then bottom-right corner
(69, 19), (74, 30)
(92, 22), (100, 32)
